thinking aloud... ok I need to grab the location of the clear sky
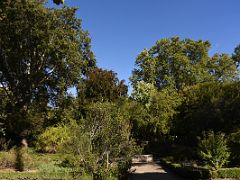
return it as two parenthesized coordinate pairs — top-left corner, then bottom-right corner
(48, 0), (240, 92)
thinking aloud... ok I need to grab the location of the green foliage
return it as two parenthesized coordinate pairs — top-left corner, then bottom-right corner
(0, 172), (74, 180)
(77, 68), (127, 103)
(0, 148), (36, 171)
(232, 44), (240, 68)
(131, 81), (157, 109)
(228, 129), (240, 165)
(130, 37), (240, 147)
(36, 125), (71, 153)
(53, 0), (65, 5)
(229, 130), (240, 144)
(116, 159), (132, 180)
(0, 89), (7, 130)
(0, 0), (95, 140)
(173, 82), (240, 143)
(147, 88), (182, 135)
(212, 168), (240, 179)
(127, 101), (151, 140)
(131, 81), (182, 138)
(0, 149), (15, 169)
(64, 102), (140, 179)
(15, 147), (24, 171)
(161, 156), (211, 179)
(131, 37), (238, 91)
(198, 131), (230, 170)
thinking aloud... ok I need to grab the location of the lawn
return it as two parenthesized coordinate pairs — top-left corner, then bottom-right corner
(0, 149), (91, 180)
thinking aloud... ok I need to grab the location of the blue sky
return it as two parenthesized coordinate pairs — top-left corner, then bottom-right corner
(48, 0), (240, 92)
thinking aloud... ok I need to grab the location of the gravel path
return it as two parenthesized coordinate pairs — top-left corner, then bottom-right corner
(129, 162), (184, 180)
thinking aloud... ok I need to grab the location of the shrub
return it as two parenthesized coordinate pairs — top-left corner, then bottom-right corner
(0, 138), (11, 151)
(198, 131), (230, 170)
(160, 157), (211, 179)
(64, 102), (140, 179)
(212, 168), (240, 179)
(0, 149), (15, 169)
(117, 159), (132, 180)
(36, 125), (71, 153)
(228, 129), (240, 165)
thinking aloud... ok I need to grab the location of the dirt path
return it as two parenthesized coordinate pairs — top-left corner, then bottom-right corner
(129, 162), (184, 180)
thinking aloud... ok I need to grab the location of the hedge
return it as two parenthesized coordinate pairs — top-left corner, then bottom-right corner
(160, 157), (211, 179)
(161, 157), (240, 179)
(212, 168), (240, 179)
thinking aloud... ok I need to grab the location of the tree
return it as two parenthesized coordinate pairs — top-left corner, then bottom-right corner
(131, 81), (157, 110)
(209, 53), (238, 82)
(131, 81), (181, 137)
(53, 0), (64, 5)
(64, 102), (139, 179)
(131, 37), (239, 91)
(173, 81), (240, 145)
(0, 0), (95, 142)
(77, 68), (128, 103)
(232, 44), (240, 68)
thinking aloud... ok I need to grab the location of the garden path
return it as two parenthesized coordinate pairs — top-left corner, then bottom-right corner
(129, 161), (184, 180)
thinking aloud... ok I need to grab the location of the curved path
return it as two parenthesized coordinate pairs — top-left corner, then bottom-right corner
(129, 162), (184, 180)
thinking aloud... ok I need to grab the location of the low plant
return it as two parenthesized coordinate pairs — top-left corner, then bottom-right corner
(35, 125), (71, 153)
(0, 149), (15, 169)
(63, 102), (140, 179)
(212, 168), (240, 179)
(160, 156), (211, 179)
(198, 131), (230, 170)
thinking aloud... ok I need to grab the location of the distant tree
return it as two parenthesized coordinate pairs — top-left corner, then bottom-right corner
(131, 37), (239, 91)
(77, 68), (128, 103)
(0, 0), (95, 142)
(209, 53), (238, 82)
(232, 44), (240, 68)
(53, 0), (64, 5)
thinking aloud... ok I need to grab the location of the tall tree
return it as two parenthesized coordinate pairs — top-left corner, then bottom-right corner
(131, 37), (239, 91)
(0, 0), (95, 142)
(77, 68), (128, 103)
(53, 0), (64, 5)
(232, 44), (240, 68)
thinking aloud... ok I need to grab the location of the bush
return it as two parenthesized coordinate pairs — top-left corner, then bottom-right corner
(0, 149), (15, 169)
(212, 168), (240, 179)
(0, 171), (75, 180)
(228, 129), (240, 165)
(0, 138), (11, 151)
(64, 102), (140, 179)
(0, 148), (36, 171)
(160, 157), (211, 179)
(36, 125), (71, 153)
(117, 159), (132, 180)
(198, 131), (230, 170)
(173, 82), (240, 144)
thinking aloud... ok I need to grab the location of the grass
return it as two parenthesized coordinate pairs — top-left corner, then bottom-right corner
(0, 171), (73, 180)
(0, 149), (92, 180)
(0, 149), (119, 180)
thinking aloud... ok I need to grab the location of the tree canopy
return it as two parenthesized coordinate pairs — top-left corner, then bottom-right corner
(77, 68), (128, 103)
(131, 37), (239, 91)
(0, 0), (95, 141)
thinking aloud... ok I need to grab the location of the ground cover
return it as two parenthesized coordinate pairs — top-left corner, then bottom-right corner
(0, 149), (91, 180)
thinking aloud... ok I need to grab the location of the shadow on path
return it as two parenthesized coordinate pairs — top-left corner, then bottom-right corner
(129, 162), (184, 180)
(129, 172), (182, 180)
